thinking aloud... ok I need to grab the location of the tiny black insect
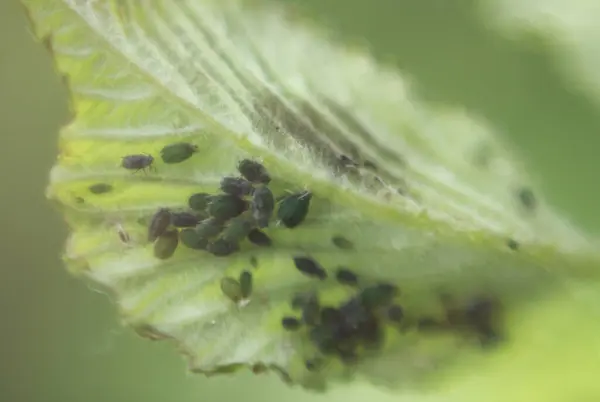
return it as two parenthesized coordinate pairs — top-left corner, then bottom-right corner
(335, 267), (359, 286)
(207, 238), (239, 257)
(148, 208), (172, 242)
(160, 142), (198, 164)
(331, 235), (354, 250)
(292, 256), (327, 280)
(247, 228), (272, 247)
(281, 317), (302, 331)
(88, 183), (113, 194)
(251, 186), (275, 228)
(170, 211), (201, 228)
(239, 270), (253, 299)
(220, 176), (255, 197)
(277, 191), (312, 229)
(237, 159), (271, 184)
(517, 187), (537, 211)
(121, 154), (155, 173)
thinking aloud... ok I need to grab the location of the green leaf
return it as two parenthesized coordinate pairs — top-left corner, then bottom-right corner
(23, 0), (600, 399)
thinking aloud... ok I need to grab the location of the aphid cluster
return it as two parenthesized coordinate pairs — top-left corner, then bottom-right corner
(141, 158), (313, 260)
(280, 256), (503, 371)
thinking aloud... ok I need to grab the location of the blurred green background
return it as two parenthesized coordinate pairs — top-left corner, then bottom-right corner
(1, 0), (599, 401)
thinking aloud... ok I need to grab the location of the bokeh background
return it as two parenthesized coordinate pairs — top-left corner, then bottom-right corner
(1, 0), (599, 401)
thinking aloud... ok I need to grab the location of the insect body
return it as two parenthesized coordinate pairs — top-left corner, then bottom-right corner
(292, 256), (327, 280)
(148, 208), (172, 242)
(277, 191), (312, 228)
(160, 142), (198, 164)
(153, 229), (179, 259)
(220, 177), (255, 197)
(121, 154), (155, 173)
(247, 228), (272, 247)
(208, 194), (249, 221)
(222, 215), (255, 243)
(237, 159), (271, 184)
(251, 186), (275, 228)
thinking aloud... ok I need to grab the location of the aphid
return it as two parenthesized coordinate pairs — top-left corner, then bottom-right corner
(153, 229), (179, 260)
(247, 228), (272, 247)
(207, 194), (249, 221)
(195, 217), (225, 239)
(339, 297), (370, 330)
(207, 238), (239, 257)
(148, 208), (172, 242)
(464, 297), (502, 346)
(74, 196), (85, 204)
(220, 277), (242, 303)
(281, 316), (302, 331)
(292, 256), (327, 280)
(335, 267), (359, 286)
(159, 142), (198, 164)
(337, 154), (359, 168)
(170, 211), (201, 228)
(115, 223), (131, 244)
(188, 192), (213, 211)
(359, 283), (399, 309)
(517, 187), (537, 211)
(251, 363), (268, 374)
(88, 183), (113, 194)
(309, 326), (337, 354)
(299, 293), (321, 326)
(237, 159), (271, 184)
(249, 256), (258, 268)
(239, 270), (253, 299)
(222, 215), (255, 243)
(386, 305), (404, 323)
(179, 228), (208, 250)
(320, 307), (343, 324)
(121, 153), (155, 173)
(331, 235), (354, 250)
(363, 160), (377, 171)
(277, 191), (312, 229)
(507, 238), (519, 250)
(220, 176), (255, 197)
(251, 186), (275, 228)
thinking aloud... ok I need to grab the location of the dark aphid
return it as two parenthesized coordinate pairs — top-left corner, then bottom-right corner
(220, 176), (255, 197)
(247, 228), (272, 247)
(222, 215), (255, 243)
(517, 187), (537, 211)
(339, 297), (370, 330)
(239, 270), (253, 299)
(335, 267), (359, 286)
(148, 208), (172, 242)
(360, 283), (399, 309)
(207, 238), (239, 257)
(464, 297), (502, 346)
(320, 307), (343, 325)
(304, 358), (324, 372)
(331, 235), (354, 250)
(171, 211), (201, 228)
(179, 228), (208, 250)
(121, 154), (154, 173)
(251, 186), (275, 228)
(188, 192), (213, 211)
(290, 291), (317, 310)
(237, 159), (271, 184)
(160, 142), (198, 164)
(88, 183), (113, 194)
(386, 305), (404, 323)
(309, 326), (337, 355)
(220, 277), (242, 303)
(195, 217), (225, 239)
(277, 191), (312, 229)
(208, 194), (249, 221)
(300, 294), (321, 326)
(281, 317), (302, 331)
(293, 256), (327, 280)
(507, 238), (519, 251)
(153, 229), (179, 259)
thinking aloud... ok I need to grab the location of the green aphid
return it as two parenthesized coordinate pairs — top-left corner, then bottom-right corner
(220, 277), (243, 303)
(208, 194), (249, 221)
(359, 283), (399, 309)
(516, 186), (536, 211)
(188, 192), (213, 211)
(239, 270), (253, 299)
(195, 217), (225, 239)
(179, 228), (208, 250)
(153, 229), (179, 259)
(88, 183), (113, 194)
(251, 186), (275, 228)
(160, 142), (198, 164)
(148, 208), (172, 242)
(335, 267), (359, 286)
(507, 238), (519, 251)
(331, 235), (354, 250)
(222, 215), (255, 243)
(277, 191), (312, 229)
(247, 228), (272, 247)
(207, 238), (239, 257)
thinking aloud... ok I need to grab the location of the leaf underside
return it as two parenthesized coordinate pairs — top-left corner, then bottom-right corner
(23, 0), (600, 396)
